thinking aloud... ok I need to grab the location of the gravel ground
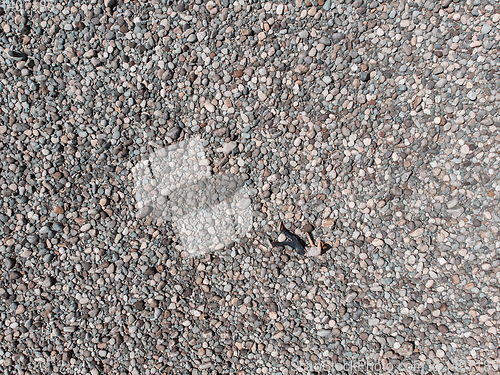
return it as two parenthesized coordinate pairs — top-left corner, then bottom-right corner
(1, 0), (500, 374)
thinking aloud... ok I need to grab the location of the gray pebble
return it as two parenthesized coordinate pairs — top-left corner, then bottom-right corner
(4, 258), (15, 270)
(27, 234), (39, 244)
(136, 206), (153, 219)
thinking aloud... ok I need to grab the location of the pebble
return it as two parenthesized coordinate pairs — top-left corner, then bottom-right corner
(299, 31), (309, 39)
(400, 20), (410, 28)
(307, 246), (321, 257)
(4, 258), (16, 270)
(317, 329), (332, 337)
(360, 71), (370, 82)
(321, 218), (336, 228)
(220, 141), (237, 154)
(26, 235), (39, 244)
(319, 37), (331, 46)
(448, 207), (464, 217)
(204, 102), (216, 113)
(136, 206), (153, 219)
(7, 50), (27, 61)
(396, 342), (414, 357)
(166, 126), (182, 140)
(331, 32), (345, 40)
(447, 196), (459, 209)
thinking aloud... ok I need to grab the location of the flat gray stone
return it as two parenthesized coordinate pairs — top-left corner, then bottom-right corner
(318, 329), (332, 337)
(137, 206), (153, 219)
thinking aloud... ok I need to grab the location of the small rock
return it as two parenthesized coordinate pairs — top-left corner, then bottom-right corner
(206, 0), (217, 12)
(52, 222), (63, 232)
(318, 329), (332, 337)
(197, 31), (207, 41)
(345, 292), (357, 303)
(409, 228), (424, 237)
(447, 207), (464, 218)
(319, 37), (331, 46)
(303, 223), (314, 233)
(10, 271), (22, 280)
(438, 325), (449, 333)
(133, 301), (145, 311)
(27, 234), (39, 244)
(307, 246), (321, 257)
(220, 141), (237, 154)
(7, 50), (27, 61)
(467, 337), (478, 347)
(42, 276), (56, 288)
(166, 126), (182, 140)
(4, 258), (16, 270)
(299, 30), (309, 39)
(80, 223), (91, 232)
(294, 64), (308, 74)
(106, 264), (115, 274)
(481, 24), (492, 34)
(162, 70), (173, 81)
(62, 351), (73, 362)
(13, 123), (28, 133)
(360, 71), (370, 82)
(136, 206), (153, 219)
(321, 218), (336, 228)
(402, 44), (412, 56)
(381, 277), (392, 285)
(204, 102), (216, 112)
(396, 342), (414, 356)
(368, 318), (379, 325)
(447, 196), (459, 209)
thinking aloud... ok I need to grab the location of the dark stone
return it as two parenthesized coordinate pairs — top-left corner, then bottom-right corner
(27, 234), (39, 244)
(303, 223), (314, 233)
(4, 257), (16, 270)
(166, 126), (181, 140)
(62, 350), (73, 362)
(136, 206), (153, 219)
(360, 71), (370, 82)
(133, 301), (145, 311)
(52, 222), (64, 232)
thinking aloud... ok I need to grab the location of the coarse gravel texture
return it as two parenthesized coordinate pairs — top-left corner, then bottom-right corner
(1, 0), (500, 374)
